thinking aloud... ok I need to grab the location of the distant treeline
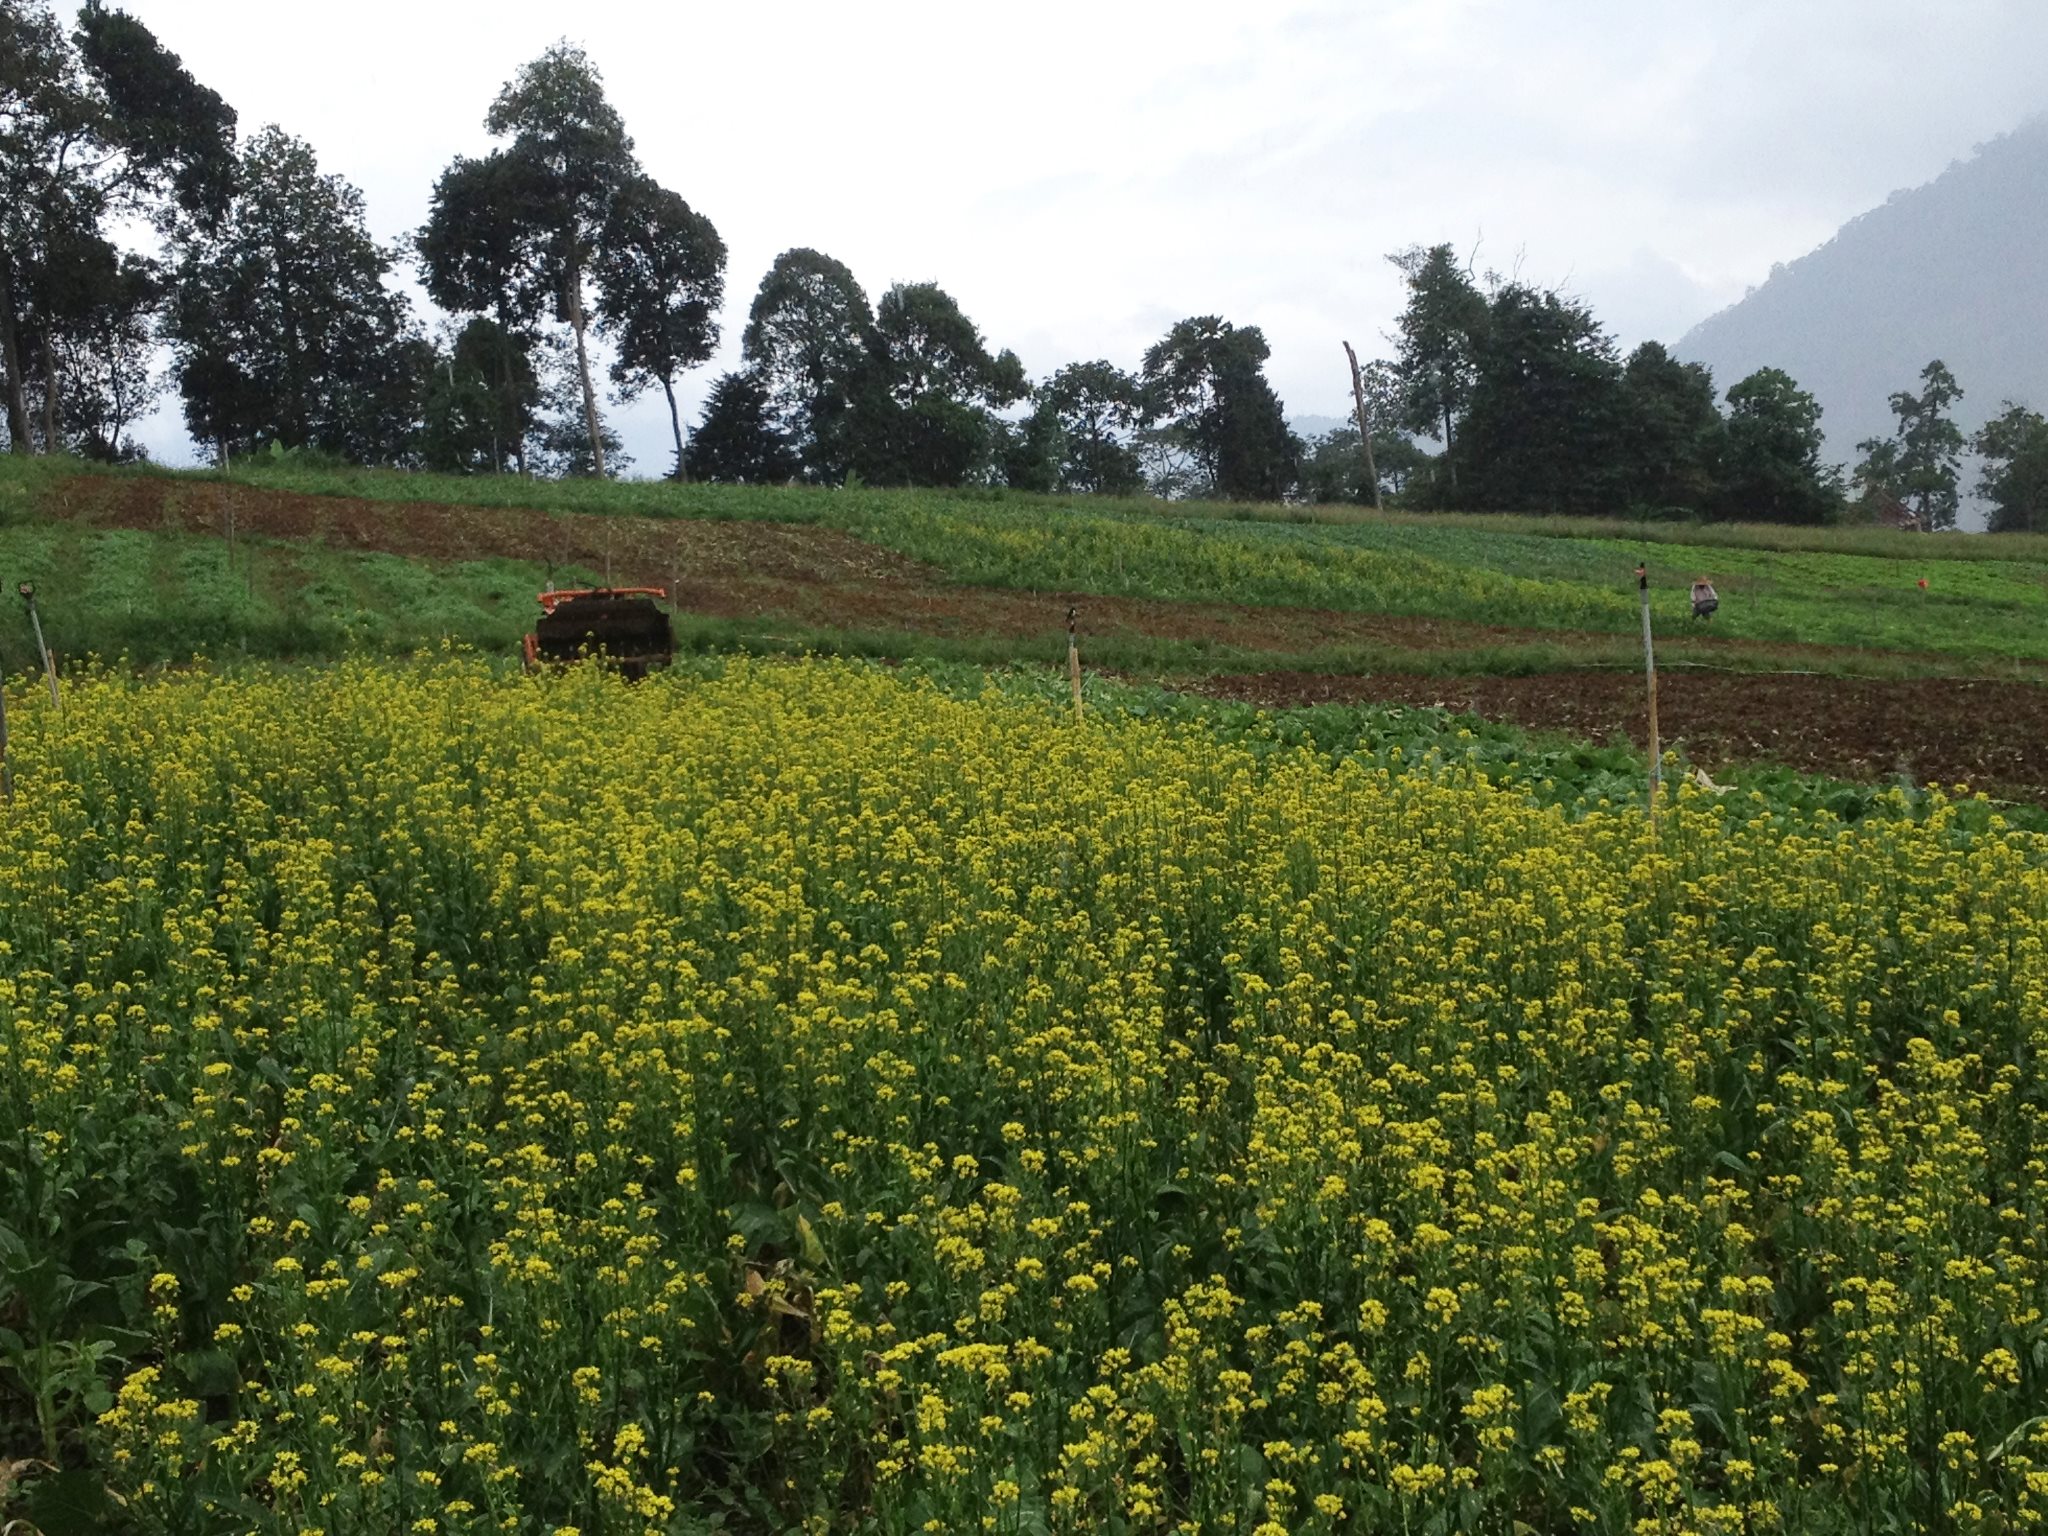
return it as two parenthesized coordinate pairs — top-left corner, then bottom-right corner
(3, 7), (2044, 528)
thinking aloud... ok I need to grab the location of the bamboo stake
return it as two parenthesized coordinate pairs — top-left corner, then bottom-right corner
(1067, 606), (1084, 722)
(19, 583), (57, 711)
(1341, 341), (1384, 511)
(1637, 563), (1660, 826)
(0, 659), (12, 802)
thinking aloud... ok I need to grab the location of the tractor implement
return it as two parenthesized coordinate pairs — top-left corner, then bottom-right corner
(523, 587), (675, 679)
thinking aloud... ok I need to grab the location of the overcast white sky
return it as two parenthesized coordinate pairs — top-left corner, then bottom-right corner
(126, 0), (2048, 473)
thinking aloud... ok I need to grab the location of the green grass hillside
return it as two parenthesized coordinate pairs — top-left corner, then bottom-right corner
(6, 454), (2047, 679)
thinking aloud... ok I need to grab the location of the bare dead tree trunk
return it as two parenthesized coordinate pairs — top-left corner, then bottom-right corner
(0, 253), (32, 454)
(661, 374), (687, 482)
(1342, 341), (1383, 511)
(566, 262), (606, 478)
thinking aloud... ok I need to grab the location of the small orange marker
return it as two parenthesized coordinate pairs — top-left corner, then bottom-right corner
(1917, 577), (1928, 590)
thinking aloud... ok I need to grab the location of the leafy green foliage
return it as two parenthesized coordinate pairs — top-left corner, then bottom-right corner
(1036, 360), (1146, 496)
(166, 128), (424, 464)
(742, 248), (875, 482)
(1377, 246), (1863, 525)
(419, 318), (539, 475)
(1297, 422), (1427, 505)
(1618, 341), (1723, 514)
(1718, 367), (1841, 525)
(1387, 242), (1487, 461)
(472, 44), (642, 476)
(416, 152), (549, 331)
(1140, 316), (1299, 501)
(685, 371), (798, 485)
(69, 1), (235, 222)
(592, 175), (725, 479)
(0, 0), (233, 455)
(41, 229), (160, 460)
(1974, 403), (2048, 534)
(849, 281), (1027, 487)
(1458, 283), (1628, 514)
(1860, 359), (1966, 531)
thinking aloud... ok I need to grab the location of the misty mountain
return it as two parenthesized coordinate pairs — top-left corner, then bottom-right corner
(1677, 117), (2048, 520)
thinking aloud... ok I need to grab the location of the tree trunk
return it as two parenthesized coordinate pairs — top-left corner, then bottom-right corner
(661, 374), (686, 481)
(277, 265), (302, 448)
(1442, 400), (1457, 491)
(0, 253), (32, 454)
(1342, 341), (1382, 511)
(489, 345), (504, 473)
(566, 262), (605, 477)
(41, 349), (61, 454)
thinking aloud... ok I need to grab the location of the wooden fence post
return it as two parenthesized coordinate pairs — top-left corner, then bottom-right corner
(0, 659), (11, 802)
(1067, 606), (1084, 722)
(19, 583), (57, 711)
(1638, 563), (1660, 826)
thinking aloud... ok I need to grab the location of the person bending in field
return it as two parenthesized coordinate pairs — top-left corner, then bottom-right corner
(1691, 577), (1719, 620)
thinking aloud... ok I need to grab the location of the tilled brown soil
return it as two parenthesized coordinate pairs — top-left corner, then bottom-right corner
(51, 474), (924, 586)
(1194, 669), (2048, 803)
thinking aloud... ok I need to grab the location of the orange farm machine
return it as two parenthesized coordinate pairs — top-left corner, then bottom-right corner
(522, 588), (675, 679)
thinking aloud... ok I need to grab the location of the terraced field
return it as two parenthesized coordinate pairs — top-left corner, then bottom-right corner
(7, 458), (2048, 798)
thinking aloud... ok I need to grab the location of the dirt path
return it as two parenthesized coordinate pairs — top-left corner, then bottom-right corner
(1194, 669), (2048, 803)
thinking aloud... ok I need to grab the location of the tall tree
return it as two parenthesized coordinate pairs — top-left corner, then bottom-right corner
(1849, 435), (1905, 521)
(850, 281), (1027, 486)
(1617, 341), (1723, 514)
(741, 248), (874, 481)
(1141, 316), (1298, 501)
(1973, 404), (2048, 534)
(420, 316), (538, 473)
(46, 233), (159, 458)
(1718, 367), (1841, 525)
(482, 44), (639, 476)
(1456, 283), (1627, 514)
(1298, 423), (1426, 504)
(416, 151), (546, 471)
(868, 282), (1026, 409)
(167, 127), (422, 463)
(1870, 359), (1966, 531)
(998, 398), (1062, 494)
(592, 175), (723, 479)
(1387, 242), (1487, 490)
(1039, 360), (1146, 496)
(527, 335), (626, 477)
(0, 0), (233, 451)
(686, 370), (798, 484)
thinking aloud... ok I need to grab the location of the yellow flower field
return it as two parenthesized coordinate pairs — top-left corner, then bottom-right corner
(2, 656), (2045, 1535)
